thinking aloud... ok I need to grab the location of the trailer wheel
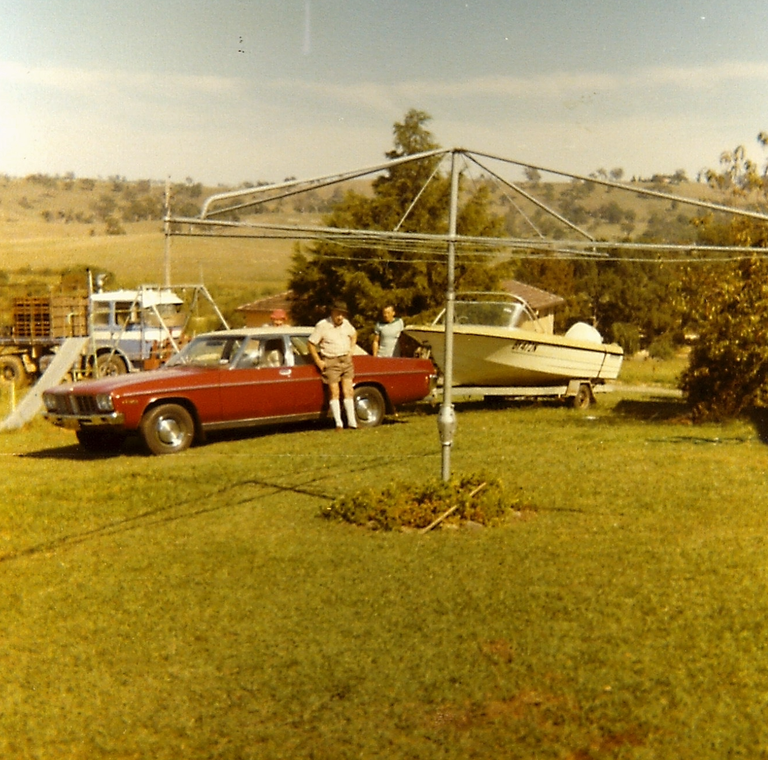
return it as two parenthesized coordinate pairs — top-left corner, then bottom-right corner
(140, 403), (195, 455)
(96, 353), (128, 377)
(571, 383), (592, 410)
(353, 386), (386, 428)
(0, 356), (27, 387)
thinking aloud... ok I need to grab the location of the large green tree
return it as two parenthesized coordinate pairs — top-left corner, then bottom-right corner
(288, 110), (506, 345)
(514, 253), (686, 353)
(681, 133), (768, 420)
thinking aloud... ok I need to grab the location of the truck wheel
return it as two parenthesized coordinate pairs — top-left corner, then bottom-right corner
(96, 353), (128, 376)
(0, 356), (27, 387)
(76, 429), (126, 453)
(571, 383), (592, 410)
(353, 386), (386, 428)
(140, 403), (195, 455)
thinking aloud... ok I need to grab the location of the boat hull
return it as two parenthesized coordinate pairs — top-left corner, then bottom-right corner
(404, 325), (623, 387)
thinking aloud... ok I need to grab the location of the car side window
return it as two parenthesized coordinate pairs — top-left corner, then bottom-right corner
(290, 336), (312, 365)
(259, 339), (285, 368)
(235, 337), (261, 369)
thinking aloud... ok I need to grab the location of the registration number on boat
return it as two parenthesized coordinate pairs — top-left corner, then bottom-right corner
(512, 340), (538, 353)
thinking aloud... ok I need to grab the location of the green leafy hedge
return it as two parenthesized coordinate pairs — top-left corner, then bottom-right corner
(321, 472), (532, 531)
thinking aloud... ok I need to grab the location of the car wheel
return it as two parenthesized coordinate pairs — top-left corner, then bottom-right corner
(353, 385), (386, 428)
(96, 353), (128, 377)
(140, 403), (195, 455)
(0, 355), (27, 387)
(76, 429), (126, 453)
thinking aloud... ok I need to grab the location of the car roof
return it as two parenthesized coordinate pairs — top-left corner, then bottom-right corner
(195, 326), (314, 339)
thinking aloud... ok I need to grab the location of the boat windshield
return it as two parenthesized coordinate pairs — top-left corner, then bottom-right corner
(434, 301), (527, 329)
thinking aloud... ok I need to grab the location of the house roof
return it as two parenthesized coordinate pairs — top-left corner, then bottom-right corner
(236, 290), (293, 313)
(500, 280), (565, 311)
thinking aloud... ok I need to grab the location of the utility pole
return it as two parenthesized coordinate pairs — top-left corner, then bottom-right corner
(163, 177), (172, 287)
(437, 150), (460, 482)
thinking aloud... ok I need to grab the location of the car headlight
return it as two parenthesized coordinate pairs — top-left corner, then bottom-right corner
(94, 394), (115, 413)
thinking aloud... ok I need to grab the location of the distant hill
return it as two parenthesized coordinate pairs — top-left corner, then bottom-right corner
(0, 170), (729, 243)
(0, 169), (748, 326)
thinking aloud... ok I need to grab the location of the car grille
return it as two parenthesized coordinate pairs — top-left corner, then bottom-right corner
(51, 395), (101, 415)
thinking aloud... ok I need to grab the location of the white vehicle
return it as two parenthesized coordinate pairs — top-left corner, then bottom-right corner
(89, 288), (186, 375)
(0, 284), (223, 385)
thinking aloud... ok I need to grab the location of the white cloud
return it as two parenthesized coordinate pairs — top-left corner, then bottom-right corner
(0, 61), (242, 99)
(3, 58), (767, 183)
(275, 60), (768, 109)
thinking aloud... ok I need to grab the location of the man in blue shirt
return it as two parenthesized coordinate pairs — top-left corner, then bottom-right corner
(372, 305), (404, 358)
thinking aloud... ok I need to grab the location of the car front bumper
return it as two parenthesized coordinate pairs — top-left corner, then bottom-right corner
(44, 412), (126, 430)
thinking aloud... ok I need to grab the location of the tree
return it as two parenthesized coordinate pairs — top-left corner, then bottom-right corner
(698, 136), (768, 199)
(288, 110), (506, 343)
(681, 133), (768, 419)
(524, 167), (541, 185)
(682, 254), (768, 420)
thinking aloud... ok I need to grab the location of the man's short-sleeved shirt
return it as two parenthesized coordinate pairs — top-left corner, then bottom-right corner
(309, 316), (357, 358)
(374, 317), (404, 357)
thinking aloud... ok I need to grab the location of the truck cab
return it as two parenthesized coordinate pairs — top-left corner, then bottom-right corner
(89, 289), (185, 374)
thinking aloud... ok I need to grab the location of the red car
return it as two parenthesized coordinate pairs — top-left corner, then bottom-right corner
(43, 327), (437, 455)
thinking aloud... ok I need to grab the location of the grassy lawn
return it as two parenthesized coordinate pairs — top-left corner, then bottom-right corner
(2, 370), (768, 758)
(615, 354), (689, 389)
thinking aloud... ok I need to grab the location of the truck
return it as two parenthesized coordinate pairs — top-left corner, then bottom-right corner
(0, 286), (191, 386)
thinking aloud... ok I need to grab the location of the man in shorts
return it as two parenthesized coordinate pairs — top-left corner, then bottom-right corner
(308, 301), (358, 430)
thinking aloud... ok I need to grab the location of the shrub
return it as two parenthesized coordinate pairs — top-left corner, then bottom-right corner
(321, 472), (532, 531)
(648, 334), (676, 360)
(682, 256), (768, 420)
(105, 216), (126, 235)
(611, 322), (642, 355)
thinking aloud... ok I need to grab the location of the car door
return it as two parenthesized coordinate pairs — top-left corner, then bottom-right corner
(219, 335), (325, 423)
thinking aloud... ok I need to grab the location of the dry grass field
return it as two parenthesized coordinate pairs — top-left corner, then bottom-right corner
(0, 171), (727, 290)
(0, 175), (327, 301)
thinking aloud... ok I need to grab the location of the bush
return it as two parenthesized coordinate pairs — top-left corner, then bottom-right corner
(321, 472), (532, 531)
(682, 257), (768, 420)
(648, 334), (676, 360)
(611, 322), (642, 355)
(105, 216), (126, 235)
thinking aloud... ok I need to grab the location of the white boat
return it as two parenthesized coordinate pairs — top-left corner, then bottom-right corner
(404, 296), (623, 388)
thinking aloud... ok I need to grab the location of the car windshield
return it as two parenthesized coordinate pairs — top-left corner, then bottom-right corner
(165, 335), (243, 367)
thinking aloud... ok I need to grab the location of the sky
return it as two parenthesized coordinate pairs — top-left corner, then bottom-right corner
(2, 0), (768, 186)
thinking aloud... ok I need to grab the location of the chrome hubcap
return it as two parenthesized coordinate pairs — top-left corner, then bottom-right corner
(157, 416), (184, 446)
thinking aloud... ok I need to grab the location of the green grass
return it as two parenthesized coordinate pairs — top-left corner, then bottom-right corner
(615, 354), (688, 388)
(2, 378), (768, 757)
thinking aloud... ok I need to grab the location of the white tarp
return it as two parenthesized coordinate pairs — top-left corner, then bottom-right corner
(0, 337), (88, 431)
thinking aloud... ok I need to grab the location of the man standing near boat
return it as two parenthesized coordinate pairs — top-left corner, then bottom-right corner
(308, 301), (358, 430)
(372, 304), (404, 358)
